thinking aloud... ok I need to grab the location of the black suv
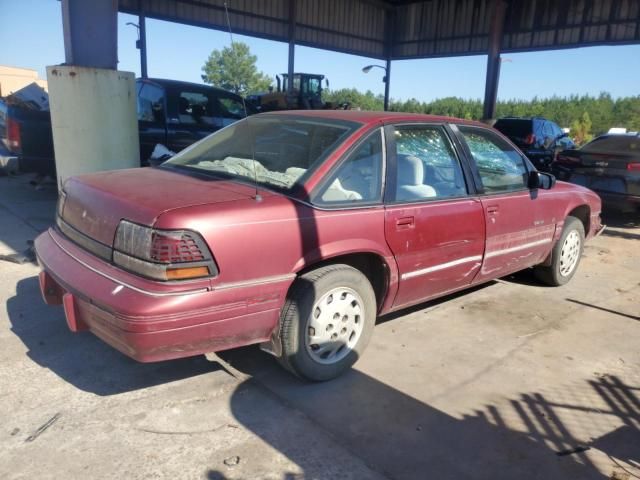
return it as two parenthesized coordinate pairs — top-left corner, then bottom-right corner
(493, 117), (575, 171)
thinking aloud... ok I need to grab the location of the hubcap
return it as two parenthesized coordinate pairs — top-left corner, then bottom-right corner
(559, 230), (581, 277)
(305, 287), (365, 365)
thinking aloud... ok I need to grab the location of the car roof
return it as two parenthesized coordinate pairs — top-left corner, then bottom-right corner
(260, 109), (488, 128)
(138, 78), (242, 98)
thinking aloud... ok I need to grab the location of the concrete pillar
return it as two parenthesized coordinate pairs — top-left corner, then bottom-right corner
(49, 0), (139, 190)
(47, 67), (139, 190)
(482, 0), (507, 121)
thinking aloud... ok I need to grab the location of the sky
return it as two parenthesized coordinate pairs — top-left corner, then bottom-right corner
(1, 0), (639, 103)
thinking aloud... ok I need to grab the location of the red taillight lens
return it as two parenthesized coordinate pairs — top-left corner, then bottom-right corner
(524, 133), (536, 145)
(627, 163), (640, 172)
(7, 117), (21, 152)
(150, 231), (206, 263)
(113, 220), (216, 281)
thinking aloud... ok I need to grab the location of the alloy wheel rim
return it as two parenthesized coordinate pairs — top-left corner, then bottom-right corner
(305, 287), (365, 365)
(559, 230), (581, 277)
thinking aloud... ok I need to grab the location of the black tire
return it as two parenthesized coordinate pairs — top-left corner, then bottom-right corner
(534, 216), (585, 286)
(277, 264), (376, 381)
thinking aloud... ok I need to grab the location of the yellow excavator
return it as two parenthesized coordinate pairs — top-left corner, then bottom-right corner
(247, 73), (349, 112)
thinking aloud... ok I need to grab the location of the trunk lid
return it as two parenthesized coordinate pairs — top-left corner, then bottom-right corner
(61, 167), (262, 246)
(555, 150), (640, 195)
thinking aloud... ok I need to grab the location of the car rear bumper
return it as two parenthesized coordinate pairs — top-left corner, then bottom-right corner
(597, 191), (640, 212)
(35, 228), (292, 362)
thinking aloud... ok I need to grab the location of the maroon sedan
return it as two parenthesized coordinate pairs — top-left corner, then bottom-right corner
(35, 111), (603, 381)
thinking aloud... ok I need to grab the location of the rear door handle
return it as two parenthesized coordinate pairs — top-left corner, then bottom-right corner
(487, 205), (499, 214)
(396, 216), (415, 229)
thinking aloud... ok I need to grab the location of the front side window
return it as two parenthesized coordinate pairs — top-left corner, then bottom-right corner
(459, 126), (528, 193)
(392, 126), (467, 202)
(163, 116), (357, 191)
(315, 129), (384, 205)
(137, 83), (165, 123)
(215, 96), (247, 127)
(177, 91), (211, 125)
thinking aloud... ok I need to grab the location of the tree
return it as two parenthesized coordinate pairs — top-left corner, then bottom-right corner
(201, 42), (272, 96)
(570, 111), (594, 146)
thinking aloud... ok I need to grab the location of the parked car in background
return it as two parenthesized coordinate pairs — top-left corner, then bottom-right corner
(0, 83), (54, 176)
(137, 78), (252, 165)
(35, 111), (602, 381)
(552, 133), (640, 212)
(494, 117), (574, 171)
(2, 79), (251, 175)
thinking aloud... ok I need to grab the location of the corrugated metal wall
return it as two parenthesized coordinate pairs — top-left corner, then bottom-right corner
(119, 0), (640, 60)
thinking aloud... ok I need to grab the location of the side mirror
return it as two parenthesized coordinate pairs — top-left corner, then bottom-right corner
(528, 171), (556, 190)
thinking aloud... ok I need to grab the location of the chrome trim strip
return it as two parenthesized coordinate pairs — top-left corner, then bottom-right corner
(401, 255), (483, 280)
(485, 238), (553, 259)
(212, 274), (296, 291)
(48, 230), (209, 298)
(49, 230), (295, 297)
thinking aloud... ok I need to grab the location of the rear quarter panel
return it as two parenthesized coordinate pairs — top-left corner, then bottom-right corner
(154, 194), (396, 290)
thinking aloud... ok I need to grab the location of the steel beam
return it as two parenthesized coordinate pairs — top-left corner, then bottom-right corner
(287, 0), (296, 98)
(61, 0), (118, 69)
(139, 14), (148, 78)
(482, 0), (507, 121)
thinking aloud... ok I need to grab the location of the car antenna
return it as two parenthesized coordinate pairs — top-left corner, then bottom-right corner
(223, 1), (261, 201)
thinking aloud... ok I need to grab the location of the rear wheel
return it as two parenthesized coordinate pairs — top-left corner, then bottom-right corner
(278, 264), (376, 381)
(534, 216), (585, 286)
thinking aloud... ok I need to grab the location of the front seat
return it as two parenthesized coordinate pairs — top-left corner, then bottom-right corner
(396, 155), (436, 201)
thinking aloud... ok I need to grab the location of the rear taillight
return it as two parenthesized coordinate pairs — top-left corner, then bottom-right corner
(7, 117), (21, 152)
(524, 133), (536, 145)
(113, 220), (217, 281)
(627, 163), (640, 172)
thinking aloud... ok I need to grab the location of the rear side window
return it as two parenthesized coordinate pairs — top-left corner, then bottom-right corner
(459, 126), (528, 193)
(582, 136), (640, 154)
(315, 129), (384, 205)
(493, 119), (532, 138)
(173, 89), (247, 128)
(392, 126), (467, 202)
(138, 83), (165, 123)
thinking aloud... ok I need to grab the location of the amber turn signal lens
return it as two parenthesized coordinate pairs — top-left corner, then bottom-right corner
(165, 266), (209, 280)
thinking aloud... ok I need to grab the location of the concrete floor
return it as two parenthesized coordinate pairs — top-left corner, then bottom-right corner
(0, 174), (638, 480)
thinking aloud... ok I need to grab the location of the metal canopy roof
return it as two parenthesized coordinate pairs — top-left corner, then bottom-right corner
(119, 0), (640, 60)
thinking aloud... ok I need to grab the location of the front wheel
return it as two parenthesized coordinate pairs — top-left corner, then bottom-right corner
(277, 264), (376, 381)
(534, 216), (585, 286)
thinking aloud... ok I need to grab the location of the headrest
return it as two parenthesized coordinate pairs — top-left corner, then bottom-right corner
(397, 155), (424, 186)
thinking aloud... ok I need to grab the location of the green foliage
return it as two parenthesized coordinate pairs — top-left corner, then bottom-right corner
(201, 42), (272, 96)
(570, 112), (594, 145)
(323, 88), (385, 111)
(324, 88), (640, 139)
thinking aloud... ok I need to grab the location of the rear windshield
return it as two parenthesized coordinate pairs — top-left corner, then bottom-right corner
(163, 115), (358, 191)
(582, 135), (640, 154)
(493, 119), (532, 138)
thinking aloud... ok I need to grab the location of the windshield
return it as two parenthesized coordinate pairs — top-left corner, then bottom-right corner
(582, 135), (640, 154)
(163, 116), (358, 191)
